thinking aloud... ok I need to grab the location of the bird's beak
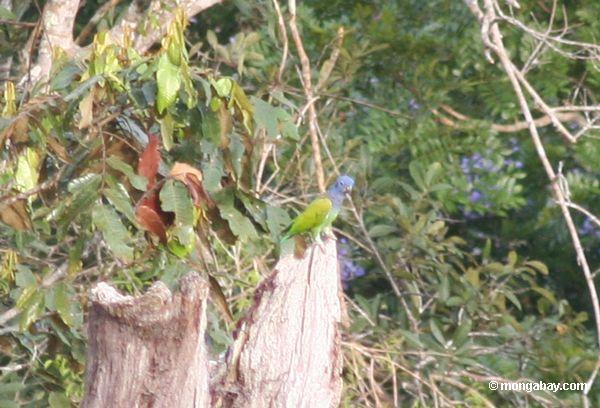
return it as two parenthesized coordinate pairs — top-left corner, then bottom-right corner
(344, 186), (352, 194)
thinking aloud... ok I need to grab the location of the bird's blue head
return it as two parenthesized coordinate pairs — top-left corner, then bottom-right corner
(327, 175), (355, 207)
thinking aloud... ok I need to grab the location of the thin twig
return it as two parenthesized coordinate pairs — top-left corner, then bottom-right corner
(0, 166), (66, 206)
(271, 0), (289, 84)
(466, 0), (600, 399)
(0, 262), (67, 326)
(288, 0), (326, 193)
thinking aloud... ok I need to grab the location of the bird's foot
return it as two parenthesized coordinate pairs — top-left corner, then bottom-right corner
(314, 234), (326, 253)
(323, 229), (337, 241)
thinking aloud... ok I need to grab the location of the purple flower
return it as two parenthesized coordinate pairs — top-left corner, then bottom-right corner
(579, 218), (600, 240)
(338, 240), (367, 288)
(460, 157), (471, 173)
(469, 190), (483, 203)
(408, 99), (421, 111)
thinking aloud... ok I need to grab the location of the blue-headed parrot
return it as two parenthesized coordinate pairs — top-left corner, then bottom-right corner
(282, 175), (354, 245)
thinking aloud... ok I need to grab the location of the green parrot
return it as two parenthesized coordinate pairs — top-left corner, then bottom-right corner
(282, 175), (355, 245)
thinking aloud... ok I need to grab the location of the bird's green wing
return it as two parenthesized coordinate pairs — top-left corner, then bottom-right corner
(285, 197), (332, 237)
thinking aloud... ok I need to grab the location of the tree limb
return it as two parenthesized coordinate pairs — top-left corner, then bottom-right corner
(24, 0), (223, 86)
(434, 103), (585, 134)
(288, 0), (326, 193)
(465, 0), (600, 401)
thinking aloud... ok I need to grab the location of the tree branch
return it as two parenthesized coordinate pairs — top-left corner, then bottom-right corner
(465, 0), (600, 400)
(109, 0), (223, 55)
(24, 0), (223, 86)
(29, 0), (82, 84)
(434, 103), (585, 134)
(288, 0), (326, 193)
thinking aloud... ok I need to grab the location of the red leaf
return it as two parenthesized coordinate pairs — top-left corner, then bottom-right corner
(138, 134), (160, 187)
(136, 205), (168, 244)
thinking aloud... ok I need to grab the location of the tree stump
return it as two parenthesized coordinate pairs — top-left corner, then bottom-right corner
(83, 273), (210, 408)
(220, 239), (343, 407)
(83, 239), (343, 407)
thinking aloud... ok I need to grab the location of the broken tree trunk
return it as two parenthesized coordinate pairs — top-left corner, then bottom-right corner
(82, 273), (210, 408)
(82, 239), (343, 407)
(219, 239), (343, 407)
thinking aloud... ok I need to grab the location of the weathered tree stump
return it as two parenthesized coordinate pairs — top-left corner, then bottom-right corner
(83, 273), (210, 408)
(83, 239), (343, 407)
(219, 239), (343, 407)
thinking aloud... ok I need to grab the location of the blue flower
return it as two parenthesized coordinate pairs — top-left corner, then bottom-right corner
(469, 190), (483, 203)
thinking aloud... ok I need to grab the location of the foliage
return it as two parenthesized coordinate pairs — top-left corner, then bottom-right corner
(0, 0), (598, 406)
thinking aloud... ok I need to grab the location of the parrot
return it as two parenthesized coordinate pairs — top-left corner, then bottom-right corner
(281, 175), (355, 246)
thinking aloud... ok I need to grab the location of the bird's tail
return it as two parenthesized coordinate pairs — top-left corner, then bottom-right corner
(278, 232), (296, 256)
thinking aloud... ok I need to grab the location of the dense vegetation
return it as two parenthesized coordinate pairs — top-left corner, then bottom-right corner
(0, 0), (598, 406)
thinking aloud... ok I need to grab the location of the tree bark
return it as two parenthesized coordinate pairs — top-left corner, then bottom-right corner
(218, 239), (343, 407)
(83, 240), (343, 407)
(23, 0), (223, 85)
(83, 273), (210, 408)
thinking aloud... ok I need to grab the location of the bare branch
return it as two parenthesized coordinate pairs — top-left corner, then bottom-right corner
(0, 262), (67, 326)
(465, 0), (600, 399)
(271, 0), (289, 85)
(288, 0), (326, 193)
(75, 0), (122, 45)
(434, 103), (585, 134)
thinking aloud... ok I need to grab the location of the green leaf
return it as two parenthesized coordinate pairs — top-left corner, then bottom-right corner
(92, 204), (134, 261)
(215, 190), (258, 242)
(168, 225), (196, 255)
(429, 319), (445, 346)
(15, 148), (40, 192)
(0, 381), (23, 402)
(229, 133), (245, 178)
(15, 268), (36, 287)
(51, 63), (82, 91)
(438, 274), (450, 302)
(251, 97), (298, 140)
(425, 162), (442, 185)
(18, 289), (44, 330)
(532, 286), (557, 304)
(408, 161), (426, 191)
(398, 329), (423, 348)
(368, 224), (397, 238)
(103, 178), (136, 224)
(54, 283), (74, 327)
(200, 141), (224, 192)
(503, 290), (522, 311)
(452, 319), (472, 348)
(106, 156), (147, 191)
(57, 174), (101, 234)
(201, 109), (221, 145)
(266, 205), (292, 240)
(524, 260), (549, 275)
(156, 53), (181, 113)
(160, 112), (175, 151)
(426, 220), (445, 235)
(159, 179), (194, 227)
(212, 77), (233, 97)
(0, 6), (16, 20)
(48, 391), (71, 408)
(507, 250), (517, 266)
